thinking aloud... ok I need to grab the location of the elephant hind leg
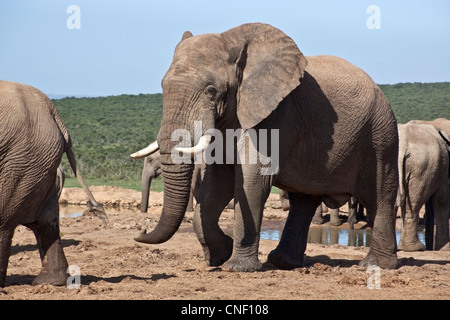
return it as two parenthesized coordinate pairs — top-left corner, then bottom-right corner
(0, 228), (14, 287)
(25, 190), (69, 286)
(268, 193), (321, 269)
(431, 184), (450, 251)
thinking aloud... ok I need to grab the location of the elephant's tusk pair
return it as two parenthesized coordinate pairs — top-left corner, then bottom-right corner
(175, 135), (211, 155)
(130, 140), (159, 159)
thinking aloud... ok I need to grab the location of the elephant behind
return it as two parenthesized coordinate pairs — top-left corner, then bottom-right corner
(0, 80), (106, 287)
(396, 122), (450, 251)
(132, 148), (202, 213)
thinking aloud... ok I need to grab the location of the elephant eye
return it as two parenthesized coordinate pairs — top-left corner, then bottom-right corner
(205, 85), (219, 101)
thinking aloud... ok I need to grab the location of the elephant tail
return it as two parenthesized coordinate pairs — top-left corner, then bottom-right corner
(54, 112), (108, 222)
(395, 148), (408, 211)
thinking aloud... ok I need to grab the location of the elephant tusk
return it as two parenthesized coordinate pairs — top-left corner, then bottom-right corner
(175, 135), (211, 155)
(130, 140), (159, 159)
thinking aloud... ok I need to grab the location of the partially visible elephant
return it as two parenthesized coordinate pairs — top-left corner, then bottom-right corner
(396, 122), (450, 251)
(133, 23), (399, 271)
(0, 80), (106, 287)
(132, 148), (202, 213)
(410, 118), (450, 137)
(281, 190), (363, 227)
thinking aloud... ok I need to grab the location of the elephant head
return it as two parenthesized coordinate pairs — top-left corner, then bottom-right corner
(134, 23), (307, 244)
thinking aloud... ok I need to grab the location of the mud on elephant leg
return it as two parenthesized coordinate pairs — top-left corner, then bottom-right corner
(193, 164), (234, 267)
(268, 193), (321, 269)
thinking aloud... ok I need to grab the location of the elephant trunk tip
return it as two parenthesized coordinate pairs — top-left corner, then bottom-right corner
(134, 228), (174, 244)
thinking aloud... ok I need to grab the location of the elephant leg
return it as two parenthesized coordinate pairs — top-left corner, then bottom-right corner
(268, 193), (321, 269)
(0, 228), (14, 287)
(348, 197), (358, 229)
(26, 191), (69, 286)
(311, 203), (324, 225)
(279, 189), (290, 211)
(360, 200), (398, 269)
(193, 164), (234, 267)
(186, 191), (194, 212)
(329, 208), (341, 226)
(398, 201), (425, 252)
(432, 184), (450, 251)
(221, 165), (272, 272)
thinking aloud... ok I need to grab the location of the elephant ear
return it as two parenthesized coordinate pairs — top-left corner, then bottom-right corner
(224, 23), (308, 129)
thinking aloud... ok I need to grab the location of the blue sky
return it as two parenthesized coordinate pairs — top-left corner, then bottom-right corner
(1, 0), (449, 96)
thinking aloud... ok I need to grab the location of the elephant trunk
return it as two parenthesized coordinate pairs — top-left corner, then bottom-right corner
(135, 155), (194, 244)
(140, 169), (153, 213)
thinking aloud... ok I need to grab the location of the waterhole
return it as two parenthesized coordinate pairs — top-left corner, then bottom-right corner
(260, 220), (425, 247)
(60, 206), (425, 247)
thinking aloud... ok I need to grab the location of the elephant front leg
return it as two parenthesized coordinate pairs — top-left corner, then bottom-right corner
(193, 164), (234, 267)
(222, 164), (273, 272)
(268, 193), (321, 269)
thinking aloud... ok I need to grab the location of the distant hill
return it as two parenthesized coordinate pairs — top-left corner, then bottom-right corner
(53, 82), (450, 180)
(379, 82), (450, 123)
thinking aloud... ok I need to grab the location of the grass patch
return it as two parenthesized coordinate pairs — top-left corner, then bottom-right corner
(64, 177), (164, 192)
(65, 176), (278, 195)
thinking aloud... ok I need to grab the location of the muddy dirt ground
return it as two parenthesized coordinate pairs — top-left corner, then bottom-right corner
(1, 186), (449, 301)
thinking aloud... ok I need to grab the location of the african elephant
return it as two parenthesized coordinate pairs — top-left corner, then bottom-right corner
(396, 122), (450, 251)
(133, 23), (399, 271)
(132, 148), (203, 213)
(0, 80), (106, 287)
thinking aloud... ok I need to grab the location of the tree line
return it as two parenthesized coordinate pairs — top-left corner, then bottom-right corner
(54, 82), (450, 180)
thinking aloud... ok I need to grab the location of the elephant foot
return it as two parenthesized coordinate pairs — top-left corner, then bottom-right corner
(311, 216), (324, 225)
(267, 248), (303, 270)
(359, 251), (398, 269)
(222, 255), (262, 272)
(438, 243), (450, 251)
(201, 235), (233, 267)
(398, 240), (425, 252)
(32, 268), (68, 286)
(329, 216), (342, 226)
(281, 200), (290, 212)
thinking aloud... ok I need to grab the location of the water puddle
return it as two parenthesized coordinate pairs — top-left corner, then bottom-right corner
(59, 205), (425, 248)
(60, 205), (84, 218)
(260, 221), (425, 247)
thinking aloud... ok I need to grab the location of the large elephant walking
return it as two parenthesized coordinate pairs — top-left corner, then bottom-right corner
(0, 80), (105, 287)
(396, 122), (450, 251)
(134, 23), (399, 271)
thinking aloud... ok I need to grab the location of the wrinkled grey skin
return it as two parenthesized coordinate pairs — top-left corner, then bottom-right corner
(135, 23), (399, 271)
(0, 80), (106, 287)
(139, 151), (202, 213)
(396, 122), (450, 251)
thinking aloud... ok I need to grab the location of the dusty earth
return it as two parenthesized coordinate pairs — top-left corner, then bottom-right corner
(1, 185), (449, 302)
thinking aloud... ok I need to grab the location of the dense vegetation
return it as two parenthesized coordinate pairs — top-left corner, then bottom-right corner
(54, 82), (450, 182)
(379, 82), (450, 123)
(55, 94), (162, 181)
